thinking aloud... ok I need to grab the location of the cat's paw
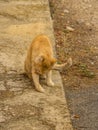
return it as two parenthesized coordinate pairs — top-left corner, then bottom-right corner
(47, 81), (54, 87)
(36, 85), (45, 93)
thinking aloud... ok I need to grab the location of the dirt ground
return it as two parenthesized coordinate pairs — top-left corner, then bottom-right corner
(49, 0), (98, 130)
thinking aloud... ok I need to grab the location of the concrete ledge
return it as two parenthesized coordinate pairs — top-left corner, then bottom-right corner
(0, 0), (73, 129)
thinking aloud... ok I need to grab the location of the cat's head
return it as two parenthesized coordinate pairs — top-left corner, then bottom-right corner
(34, 54), (56, 74)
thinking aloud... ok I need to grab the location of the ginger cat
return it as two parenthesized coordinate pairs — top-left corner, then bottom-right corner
(24, 35), (72, 93)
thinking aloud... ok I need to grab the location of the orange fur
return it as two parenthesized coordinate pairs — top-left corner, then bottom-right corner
(24, 35), (56, 92)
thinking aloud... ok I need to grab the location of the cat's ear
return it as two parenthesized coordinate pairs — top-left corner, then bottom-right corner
(35, 55), (44, 63)
(51, 58), (57, 66)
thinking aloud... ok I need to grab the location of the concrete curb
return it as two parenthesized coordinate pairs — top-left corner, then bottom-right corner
(0, 0), (73, 129)
(47, 0), (74, 130)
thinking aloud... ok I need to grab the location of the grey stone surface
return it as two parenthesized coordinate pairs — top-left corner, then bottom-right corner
(0, 0), (73, 129)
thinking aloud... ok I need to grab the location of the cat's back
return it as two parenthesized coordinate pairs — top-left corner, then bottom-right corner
(33, 34), (49, 43)
(31, 34), (52, 50)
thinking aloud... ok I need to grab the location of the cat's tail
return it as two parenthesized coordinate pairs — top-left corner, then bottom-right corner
(53, 57), (72, 70)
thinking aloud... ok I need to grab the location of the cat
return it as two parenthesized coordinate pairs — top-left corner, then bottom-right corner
(24, 34), (72, 93)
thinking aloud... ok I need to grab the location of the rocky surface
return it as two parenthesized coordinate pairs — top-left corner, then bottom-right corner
(0, 0), (72, 130)
(0, 0), (73, 130)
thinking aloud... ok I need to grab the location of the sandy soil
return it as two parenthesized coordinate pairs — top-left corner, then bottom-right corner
(49, 0), (98, 130)
(49, 0), (98, 91)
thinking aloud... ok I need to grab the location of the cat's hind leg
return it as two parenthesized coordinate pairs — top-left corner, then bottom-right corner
(46, 70), (54, 87)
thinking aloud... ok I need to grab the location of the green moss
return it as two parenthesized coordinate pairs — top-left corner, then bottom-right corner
(78, 63), (95, 78)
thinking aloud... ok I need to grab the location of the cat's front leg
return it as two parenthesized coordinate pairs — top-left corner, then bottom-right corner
(46, 70), (54, 87)
(32, 72), (45, 93)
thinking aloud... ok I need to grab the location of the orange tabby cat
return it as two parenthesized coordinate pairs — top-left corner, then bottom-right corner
(24, 35), (72, 93)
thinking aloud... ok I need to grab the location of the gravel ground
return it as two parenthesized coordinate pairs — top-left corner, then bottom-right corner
(49, 0), (98, 130)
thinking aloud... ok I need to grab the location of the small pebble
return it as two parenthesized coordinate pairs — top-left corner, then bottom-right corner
(64, 9), (69, 13)
(66, 26), (75, 31)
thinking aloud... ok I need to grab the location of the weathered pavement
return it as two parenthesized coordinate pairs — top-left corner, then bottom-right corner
(0, 0), (73, 130)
